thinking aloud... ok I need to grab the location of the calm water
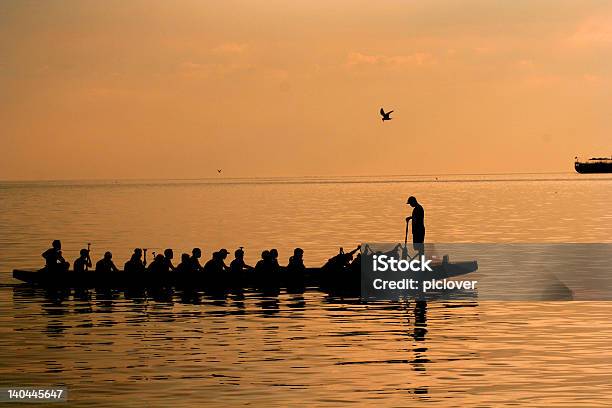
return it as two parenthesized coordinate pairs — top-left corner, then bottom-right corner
(1, 173), (612, 406)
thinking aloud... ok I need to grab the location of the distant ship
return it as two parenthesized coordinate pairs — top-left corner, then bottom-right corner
(574, 156), (612, 174)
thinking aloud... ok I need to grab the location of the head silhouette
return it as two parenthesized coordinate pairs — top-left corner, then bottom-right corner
(181, 253), (190, 263)
(164, 248), (173, 259)
(270, 248), (278, 259)
(294, 248), (304, 258)
(79, 248), (89, 257)
(134, 248), (142, 257)
(154, 254), (164, 262)
(261, 250), (270, 260)
(407, 196), (418, 207)
(52, 240), (61, 250)
(104, 251), (112, 260)
(218, 249), (229, 260)
(192, 248), (201, 258)
(235, 248), (244, 259)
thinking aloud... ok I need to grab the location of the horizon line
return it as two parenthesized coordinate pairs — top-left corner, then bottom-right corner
(0, 170), (580, 183)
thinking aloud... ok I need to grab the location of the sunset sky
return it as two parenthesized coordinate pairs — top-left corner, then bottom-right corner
(1, 0), (611, 180)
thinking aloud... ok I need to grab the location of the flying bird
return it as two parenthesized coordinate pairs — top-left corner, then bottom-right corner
(380, 108), (393, 121)
(217, 169), (222, 173)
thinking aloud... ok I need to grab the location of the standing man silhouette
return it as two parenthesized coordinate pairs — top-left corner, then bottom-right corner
(406, 196), (425, 256)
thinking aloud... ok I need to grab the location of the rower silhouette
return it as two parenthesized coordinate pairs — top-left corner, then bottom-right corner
(74, 248), (92, 272)
(95, 251), (119, 273)
(175, 253), (192, 273)
(189, 248), (203, 272)
(124, 248), (146, 273)
(41, 240), (69, 272)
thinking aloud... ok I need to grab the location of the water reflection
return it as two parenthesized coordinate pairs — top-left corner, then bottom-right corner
(6, 285), (612, 406)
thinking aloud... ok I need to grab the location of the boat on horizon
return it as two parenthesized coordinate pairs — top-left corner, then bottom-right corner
(574, 156), (612, 174)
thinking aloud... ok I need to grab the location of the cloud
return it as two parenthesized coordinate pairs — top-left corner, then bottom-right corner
(569, 15), (612, 46)
(346, 51), (435, 68)
(177, 61), (253, 79)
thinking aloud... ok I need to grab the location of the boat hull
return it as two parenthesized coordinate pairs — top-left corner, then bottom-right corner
(13, 261), (478, 292)
(575, 162), (612, 174)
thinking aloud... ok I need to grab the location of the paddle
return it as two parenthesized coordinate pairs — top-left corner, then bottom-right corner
(143, 248), (148, 267)
(402, 219), (409, 259)
(86, 242), (91, 271)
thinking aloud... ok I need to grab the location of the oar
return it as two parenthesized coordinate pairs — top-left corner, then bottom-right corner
(86, 242), (91, 271)
(402, 220), (409, 259)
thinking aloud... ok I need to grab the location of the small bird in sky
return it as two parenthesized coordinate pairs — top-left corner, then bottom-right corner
(380, 108), (393, 121)
(217, 169), (222, 174)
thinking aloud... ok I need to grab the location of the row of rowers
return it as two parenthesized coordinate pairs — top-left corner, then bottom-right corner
(44, 243), (305, 275)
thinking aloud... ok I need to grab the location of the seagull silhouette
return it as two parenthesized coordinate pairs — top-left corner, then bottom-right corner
(380, 108), (393, 121)
(217, 169), (222, 173)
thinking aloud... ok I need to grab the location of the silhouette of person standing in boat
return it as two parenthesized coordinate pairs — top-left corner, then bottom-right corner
(124, 248), (146, 273)
(41, 240), (69, 272)
(95, 251), (119, 273)
(406, 196), (425, 256)
(74, 248), (92, 272)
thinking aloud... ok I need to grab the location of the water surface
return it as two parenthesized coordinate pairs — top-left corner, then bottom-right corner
(1, 173), (611, 406)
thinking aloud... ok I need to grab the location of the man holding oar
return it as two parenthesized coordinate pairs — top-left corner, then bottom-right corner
(405, 196), (425, 257)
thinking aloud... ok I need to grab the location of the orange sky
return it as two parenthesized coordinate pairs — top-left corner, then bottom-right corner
(0, 0), (611, 180)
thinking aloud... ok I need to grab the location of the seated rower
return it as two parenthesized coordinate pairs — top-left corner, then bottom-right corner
(285, 248), (306, 291)
(41, 240), (70, 272)
(270, 248), (280, 269)
(324, 245), (361, 271)
(95, 251), (119, 273)
(230, 247), (254, 275)
(124, 248), (146, 273)
(190, 248), (204, 272)
(175, 253), (192, 273)
(287, 248), (305, 273)
(163, 248), (176, 272)
(204, 249), (230, 275)
(147, 253), (168, 273)
(74, 248), (92, 272)
(255, 250), (278, 279)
